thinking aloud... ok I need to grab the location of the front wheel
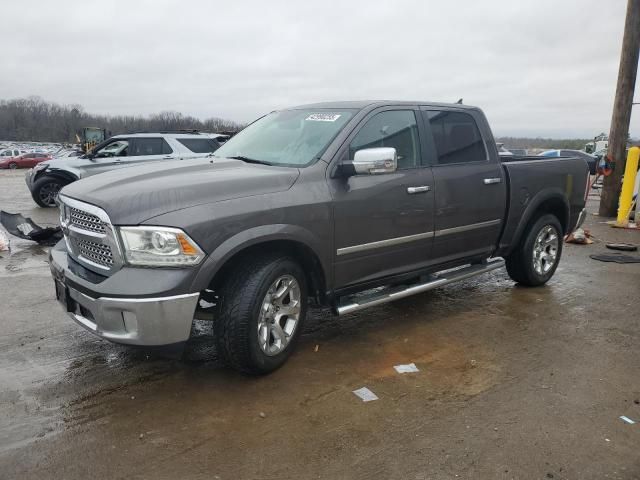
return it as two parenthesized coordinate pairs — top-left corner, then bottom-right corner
(214, 254), (307, 375)
(31, 176), (68, 208)
(505, 214), (563, 286)
(8, 162), (18, 169)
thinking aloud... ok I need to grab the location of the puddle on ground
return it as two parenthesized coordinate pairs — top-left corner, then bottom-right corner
(0, 239), (50, 277)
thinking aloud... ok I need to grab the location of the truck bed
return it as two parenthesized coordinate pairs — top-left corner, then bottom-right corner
(497, 156), (590, 255)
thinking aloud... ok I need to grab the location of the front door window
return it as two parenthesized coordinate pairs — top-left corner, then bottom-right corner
(95, 140), (128, 158)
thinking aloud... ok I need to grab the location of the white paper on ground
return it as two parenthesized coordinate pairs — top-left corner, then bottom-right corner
(394, 363), (419, 374)
(620, 415), (636, 424)
(0, 230), (9, 251)
(352, 387), (379, 402)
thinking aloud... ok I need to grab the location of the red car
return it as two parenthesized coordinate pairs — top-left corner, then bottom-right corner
(0, 152), (51, 169)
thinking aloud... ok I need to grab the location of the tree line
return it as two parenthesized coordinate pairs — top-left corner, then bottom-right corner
(0, 96), (604, 150)
(495, 136), (592, 150)
(0, 96), (245, 143)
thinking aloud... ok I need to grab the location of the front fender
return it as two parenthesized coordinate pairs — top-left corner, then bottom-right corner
(189, 224), (329, 293)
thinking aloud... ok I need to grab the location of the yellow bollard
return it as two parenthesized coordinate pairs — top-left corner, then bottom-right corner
(616, 146), (640, 226)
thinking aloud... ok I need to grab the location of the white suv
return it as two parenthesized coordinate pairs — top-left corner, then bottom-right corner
(26, 131), (228, 207)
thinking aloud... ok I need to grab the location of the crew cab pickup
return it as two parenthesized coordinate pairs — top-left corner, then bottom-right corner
(49, 101), (589, 374)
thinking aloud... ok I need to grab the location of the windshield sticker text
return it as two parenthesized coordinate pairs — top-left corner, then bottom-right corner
(305, 113), (341, 122)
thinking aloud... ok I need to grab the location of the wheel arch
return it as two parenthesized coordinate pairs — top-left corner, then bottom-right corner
(190, 225), (329, 304)
(505, 190), (569, 256)
(32, 170), (79, 193)
(39, 169), (79, 184)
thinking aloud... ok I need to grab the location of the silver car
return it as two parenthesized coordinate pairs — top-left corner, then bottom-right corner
(26, 131), (227, 207)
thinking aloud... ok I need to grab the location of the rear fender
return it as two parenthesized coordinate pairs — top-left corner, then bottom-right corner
(502, 189), (569, 256)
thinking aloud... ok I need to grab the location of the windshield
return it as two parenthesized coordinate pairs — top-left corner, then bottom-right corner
(214, 109), (356, 167)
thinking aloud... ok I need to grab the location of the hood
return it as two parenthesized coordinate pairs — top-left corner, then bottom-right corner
(61, 158), (300, 225)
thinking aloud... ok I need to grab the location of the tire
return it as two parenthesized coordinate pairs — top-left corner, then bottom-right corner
(505, 213), (563, 287)
(31, 176), (68, 208)
(214, 254), (308, 375)
(8, 162), (18, 169)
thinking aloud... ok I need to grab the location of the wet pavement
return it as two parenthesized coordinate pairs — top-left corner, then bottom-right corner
(0, 169), (639, 479)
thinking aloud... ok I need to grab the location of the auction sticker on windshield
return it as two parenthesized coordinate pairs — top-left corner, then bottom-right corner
(306, 113), (341, 122)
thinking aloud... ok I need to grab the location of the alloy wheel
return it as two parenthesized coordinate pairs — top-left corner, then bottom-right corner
(39, 182), (61, 207)
(532, 225), (559, 275)
(257, 275), (302, 356)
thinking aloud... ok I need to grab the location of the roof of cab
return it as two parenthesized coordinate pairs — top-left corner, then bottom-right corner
(288, 100), (481, 111)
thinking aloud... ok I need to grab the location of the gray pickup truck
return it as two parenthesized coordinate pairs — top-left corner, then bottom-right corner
(49, 101), (589, 374)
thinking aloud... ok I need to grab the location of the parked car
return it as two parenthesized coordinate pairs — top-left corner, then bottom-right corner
(539, 149), (597, 175)
(50, 100), (589, 374)
(496, 143), (513, 157)
(506, 148), (527, 156)
(0, 152), (51, 169)
(26, 131), (226, 207)
(0, 148), (23, 158)
(56, 150), (83, 158)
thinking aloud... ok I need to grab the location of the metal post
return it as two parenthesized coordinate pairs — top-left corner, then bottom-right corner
(616, 146), (640, 225)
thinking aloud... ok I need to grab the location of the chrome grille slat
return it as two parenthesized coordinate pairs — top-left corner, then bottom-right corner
(69, 208), (106, 234)
(77, 239), (114, 267)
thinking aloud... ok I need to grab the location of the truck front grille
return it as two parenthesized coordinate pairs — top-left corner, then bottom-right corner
(59, 195), (122, 275)
(76, 239), (114, 267)
(69, 208), (106, 234)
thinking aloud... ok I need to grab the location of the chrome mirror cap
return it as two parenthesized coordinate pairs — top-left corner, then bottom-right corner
(352, 147), (397, 175)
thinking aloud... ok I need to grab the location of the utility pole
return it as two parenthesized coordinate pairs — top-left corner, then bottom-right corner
(599, 0), (640, 217)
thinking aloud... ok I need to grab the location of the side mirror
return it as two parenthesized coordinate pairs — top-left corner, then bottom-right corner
(351, 147), (397, 175)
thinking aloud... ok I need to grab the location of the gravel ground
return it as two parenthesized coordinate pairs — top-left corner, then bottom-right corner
(0, 169), (638, 480)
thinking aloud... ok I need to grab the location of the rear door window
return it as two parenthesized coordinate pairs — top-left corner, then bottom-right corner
(424, 110), (487, 165)
(130, 138), (172, 156)
(177, 138), (220, 153)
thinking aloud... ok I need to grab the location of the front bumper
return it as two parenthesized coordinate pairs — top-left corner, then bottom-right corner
(50, 242), (199, 346)
(25, 168), (34, 188)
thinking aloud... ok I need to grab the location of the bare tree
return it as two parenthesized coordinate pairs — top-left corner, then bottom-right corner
(0, 97), (244, 142)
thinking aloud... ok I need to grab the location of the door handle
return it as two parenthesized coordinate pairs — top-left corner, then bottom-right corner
(407, 186), (431, 194)
(163, 156), (174, 159)
(483, 178), (502, 185)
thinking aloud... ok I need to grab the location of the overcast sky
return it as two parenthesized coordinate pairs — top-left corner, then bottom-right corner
(1, 0), (635, 137)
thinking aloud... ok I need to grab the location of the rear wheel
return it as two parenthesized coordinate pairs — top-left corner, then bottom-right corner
(8, 162), (17, 169)
(31, 176), (67, 208)
(214, 254), (307, 375)
(505, 214), (563, 286)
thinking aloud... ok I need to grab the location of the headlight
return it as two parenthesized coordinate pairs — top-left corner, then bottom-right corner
(118, 226), (205, 267)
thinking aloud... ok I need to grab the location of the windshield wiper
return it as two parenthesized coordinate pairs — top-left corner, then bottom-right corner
(226, 155), (273, 166)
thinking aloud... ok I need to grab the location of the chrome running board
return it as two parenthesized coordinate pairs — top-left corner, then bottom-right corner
(336, 258), (505, 316)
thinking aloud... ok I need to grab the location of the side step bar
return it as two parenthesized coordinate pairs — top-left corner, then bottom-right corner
(336, 258), (505, 316)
